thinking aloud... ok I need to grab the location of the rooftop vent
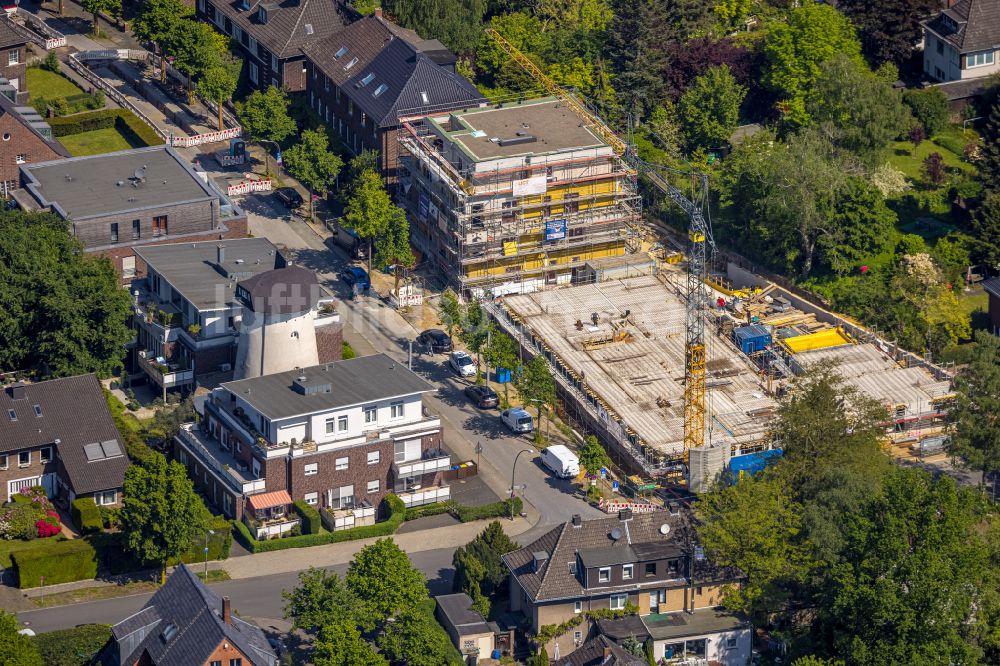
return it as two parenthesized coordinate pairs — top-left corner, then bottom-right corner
(571, 514), (582, 527)
(292, 375), (332, 395)
(497, 135), (536, 147)
(304, 23), (313, 35)
(9, 383), (25, 400)
(667, 501), (681, 516)
(618, 508), (633, 522)
(160, 623), (177, 643)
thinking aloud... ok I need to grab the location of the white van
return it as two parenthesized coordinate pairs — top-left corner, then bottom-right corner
(540, 444), (580, 479)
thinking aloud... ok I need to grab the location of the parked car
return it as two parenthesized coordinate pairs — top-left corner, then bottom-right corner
(540, 444), (580, 479)
(326, 222), (368, 260)
(274, 187), (304, 210)
(449, 351), (477, 377)
(418, 329), (453, 353)
(340, 265), (371, 291)
(465, 384), (500, 409)
(501, 407), (533, 433)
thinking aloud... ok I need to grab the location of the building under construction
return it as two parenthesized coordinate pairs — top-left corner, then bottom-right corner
(397, 97), (641, 297)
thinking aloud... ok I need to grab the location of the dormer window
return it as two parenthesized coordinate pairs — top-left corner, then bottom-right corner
(257, 6), (267, 23)
(667, 558), (681, 577)
(645, 562), (656, 577)
(344, 57), (359, 71)
(598, 567), (610, 583)
(334, 46), (348, 60)
(622, 563), (633, 580)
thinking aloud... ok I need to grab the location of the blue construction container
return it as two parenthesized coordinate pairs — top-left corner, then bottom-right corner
(729, 449), (783, 481)
(733, 324), (772, 355)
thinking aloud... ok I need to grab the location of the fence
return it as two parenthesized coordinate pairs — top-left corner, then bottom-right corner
(171, 126), (242, 148)
(6, 12), (66, 50)
(227, 178), (272, 196)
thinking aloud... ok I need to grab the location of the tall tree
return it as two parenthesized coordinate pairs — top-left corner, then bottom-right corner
(950, 331), (1000, 489)
(663, 37), (754, 100)
(343, 170), (395, 273)
(374, 206), (416, 300)
(838, 0), (940, 66)
(376, 608), (459, 666)
(762, 0), (863, 126)
(282, 567), (360, 633)
(458, 301), (494, 383)
(197, 55), (241, 130)
(119, 452), (211, 583)
(971, 193), (1000, 266)
(282, 128), (344, 221)
(903, 87), (950, 137)
(383, 0), (488, 54)
(462, 520), (518, 595)
(0, 211), (132, 378)
(606, 0), (669, 116)
(677, 64), (746, 150)
(816, 177), (897, 275)
(977, 95), (1000, 194)
(172, 21), (225, 96)
(346, 538), (428, 629)
(483, 330), (518, 402)
(236, 86), (297, 175)
(132, 0), (192, 79)
(314, 623), (388, 666)
(0, 611), (42, 666)
(81, 0), (119, 35)
(578, 435), (612, 477)
(515, 354), (556, 435)
(438, 288), (463, 340)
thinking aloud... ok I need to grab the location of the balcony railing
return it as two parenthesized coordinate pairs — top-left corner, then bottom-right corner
(177, 425), (266, 494)
(398, 485), (450, 507)
(393, 452), (452, 478)
(138, 351), (194, 388)
(321, 503), (377, 531)
(244, 513), (300, 540)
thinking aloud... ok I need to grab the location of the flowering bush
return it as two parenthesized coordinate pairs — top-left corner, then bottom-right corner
(36, 511), (61, 538)
(4, 503), (44, 540)
(0, 487), (58, 540)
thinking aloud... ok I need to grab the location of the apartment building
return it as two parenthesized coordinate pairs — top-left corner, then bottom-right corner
(398, 97), (642, 297)
(503, 509), (750, 663)
(0, 375), (128, 506)
(177, 354), (451, 531)
(302, 13), (481, 178)
(15, 146), (247, 279)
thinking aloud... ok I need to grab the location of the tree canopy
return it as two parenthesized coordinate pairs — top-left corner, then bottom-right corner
(0, 211), (132, 378)
(677, 64), (746, 150)
(950, 332), (1000, 484)
(314, 622), (388, 666)
(282, 567), (360, 633)
(0, 611), (42, 666)
(838, 0), (940, 66)
(282, 128), (344, 220)
(346, 538), (428, 629)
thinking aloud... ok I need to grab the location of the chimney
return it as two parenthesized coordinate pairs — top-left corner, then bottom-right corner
(217, 244), (225, 265)
(373, 6), (382, 16)
(571, 514), (582, 527)
(222, 596), (231, 624)
(9, 383), (26, 401)
(603, 646), (612, 660)
(618, 508), (633, 522)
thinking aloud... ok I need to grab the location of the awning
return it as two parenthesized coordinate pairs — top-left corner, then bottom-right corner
(247, 490), (292, 511)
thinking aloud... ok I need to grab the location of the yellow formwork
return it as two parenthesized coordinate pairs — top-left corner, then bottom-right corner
(784, 327), (852, 353)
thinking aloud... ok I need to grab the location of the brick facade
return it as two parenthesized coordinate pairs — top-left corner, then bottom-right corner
(0, 444), (58, 502)
(0, 43), (26, 94)
(0, 111), (65, 193)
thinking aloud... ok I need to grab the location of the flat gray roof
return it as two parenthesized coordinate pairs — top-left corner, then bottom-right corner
(445, 99), (605, 161)
(221, 353), (435, 420)
(135, 238), (282, 311)
(21, 146), (218, 220)
(642, 609), (747, 641)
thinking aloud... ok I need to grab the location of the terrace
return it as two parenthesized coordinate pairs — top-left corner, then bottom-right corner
(176, 424), (266, 495)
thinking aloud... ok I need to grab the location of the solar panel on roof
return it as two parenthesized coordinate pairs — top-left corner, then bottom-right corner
(101, 439), (123, 458)
(84, 442), (104, 461)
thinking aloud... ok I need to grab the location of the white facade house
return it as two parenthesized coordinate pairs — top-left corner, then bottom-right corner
(922, 0), (1000, 82)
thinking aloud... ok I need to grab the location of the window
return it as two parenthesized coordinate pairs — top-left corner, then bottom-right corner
(15, 154), (25, 165)
(335, 457), (348, 471)
(8, 49), (18, 66)
(110, 223), (118, 243)
(40, 447), (51, 462)
(153, 215), (168, 237)
(330, 484), (354, 509)
(304, 462), (318, 476)
(249, 61), (259, 84)
(229, 659), (242, 666)
(367, 450), (380, 465)
(574, 600), (582, 614)
(667, 559), (681, 577)
(573, 631), (582, 643)
(210, 661), (221, 666)
(304, 492), (318, 505)
(337, 415), (348, 432)
(967, 49), (996, 68)
(197, 0), (204, 10)
(232, 24), (242, 41)
(0, 454), (7, 469)
(248, 36), (257, 53)
(568, 561), (577, 574)
(394, 439), (420, 463)
(364, 406), (377, 424)
(420, 91), (429, 104)
(390, 401), (404, 419)
(610, 593), (628, 610)
(7, 409), (15, 421)
(271, 53), (278, 70)
(131, 219), (140, 240)
(726, 636), (738, 649)
(598, 567), (610, 583)
(325, 417), (336, 434)
(622, 564), (634, 580)
(358, 72), (375, 87)
(373, 83), (388, 98)
(344, 56), (358, 71)
(334, 46), (348, 59)
(367, 480), (379, 494)
(18, 451), (30, 467)
(96, 490), (116, 505)
(645, 562), (656, 577)
(936, 38), (944, 55)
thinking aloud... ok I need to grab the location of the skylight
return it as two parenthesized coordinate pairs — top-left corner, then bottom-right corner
(373, 83), (388, 98)
(304, 23), (314, 35)
(344, 56), (359, 71)
(7, 409), (15, 421)
(33, 404), (41, 417)
(334, 46), (348, 59)
(420, 91), (429, 104)
(358, 72), (375, 87)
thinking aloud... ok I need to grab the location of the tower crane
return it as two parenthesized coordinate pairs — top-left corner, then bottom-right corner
(486, 30), (716, 468)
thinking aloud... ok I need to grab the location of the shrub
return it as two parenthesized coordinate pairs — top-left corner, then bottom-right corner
(12, 539), (98, 588)
(293, 500), (322, 535)
(71, 498), (103, 534)
(42, 50), (59, 72)
(47, 108), (163, 146)
(403, 502), (454, 521)
(3, 502), (45, 540)
(452, 497), (523, 523)
(904, 87), (950, 137)
(35, 511), (61, 538)
(0, 536), (64, 568)
(32, 624), (112, 666)
(99, 505), (121, 529)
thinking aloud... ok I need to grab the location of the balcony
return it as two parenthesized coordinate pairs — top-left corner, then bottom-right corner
(398, 484), (451, 507)
(138, 350), (194, 388)
(176, 424), (267, 494)
(321, 501), (377, 532)
(392, 450), (452, 478)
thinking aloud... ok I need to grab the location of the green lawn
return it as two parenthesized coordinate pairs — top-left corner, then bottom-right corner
(886, 137), (974, 181)
(58, 127), (136, 156)
(25, 67), (85, 100)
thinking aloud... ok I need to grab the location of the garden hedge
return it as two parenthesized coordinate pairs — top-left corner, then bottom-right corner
(403, 497), (523, 523)
(12, 539), (98, 588)
(0, 536), (64, 569)
(71, 497), (103, 534)
(233, 494), (406, 554)
(47, 108), (163, 146)
(293, 500), (322, 535)
(32, 624), (112, 666)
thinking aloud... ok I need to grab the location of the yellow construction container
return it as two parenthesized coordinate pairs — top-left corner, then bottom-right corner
(784, 327), (852, 353)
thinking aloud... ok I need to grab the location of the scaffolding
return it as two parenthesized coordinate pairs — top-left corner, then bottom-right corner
(397, 98), (643, 297)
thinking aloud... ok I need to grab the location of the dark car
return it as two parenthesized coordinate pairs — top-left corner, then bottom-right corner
(274, 187), (304, 209)
(417, 328), (453, 353)
(340, 265), (371, 291)
(464, 384), (499, 409)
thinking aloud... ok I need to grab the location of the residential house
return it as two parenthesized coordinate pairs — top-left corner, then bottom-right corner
(0, 19), (27, 100)
(196, 0), (351, 92)
(177, 353), (451, 532)
(502, 509), (751, 663)
(130, 239), (340, 392)
(0, 87), (69, 197)
(435, 593), (498, 660)
(922, 0), (1000, 82)
(14, 145), (248, 279)
(99, 564), (277, 666)
(302, 13), (483, 179)
(0, 375), (128, 506)
(554, 635), (646, 666)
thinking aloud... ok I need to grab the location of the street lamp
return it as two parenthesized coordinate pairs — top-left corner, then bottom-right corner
(203, 529), (215, 578)
(510, 448), (534, 520)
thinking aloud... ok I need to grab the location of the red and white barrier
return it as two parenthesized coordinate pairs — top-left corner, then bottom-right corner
(227, 178), (272, 196)
(172, 127), (242, 148)
(598, 498), (661, 514)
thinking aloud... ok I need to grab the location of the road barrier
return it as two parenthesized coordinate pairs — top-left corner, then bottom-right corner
(172, 126), (242, 148)
(227, 178), (272, 196)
